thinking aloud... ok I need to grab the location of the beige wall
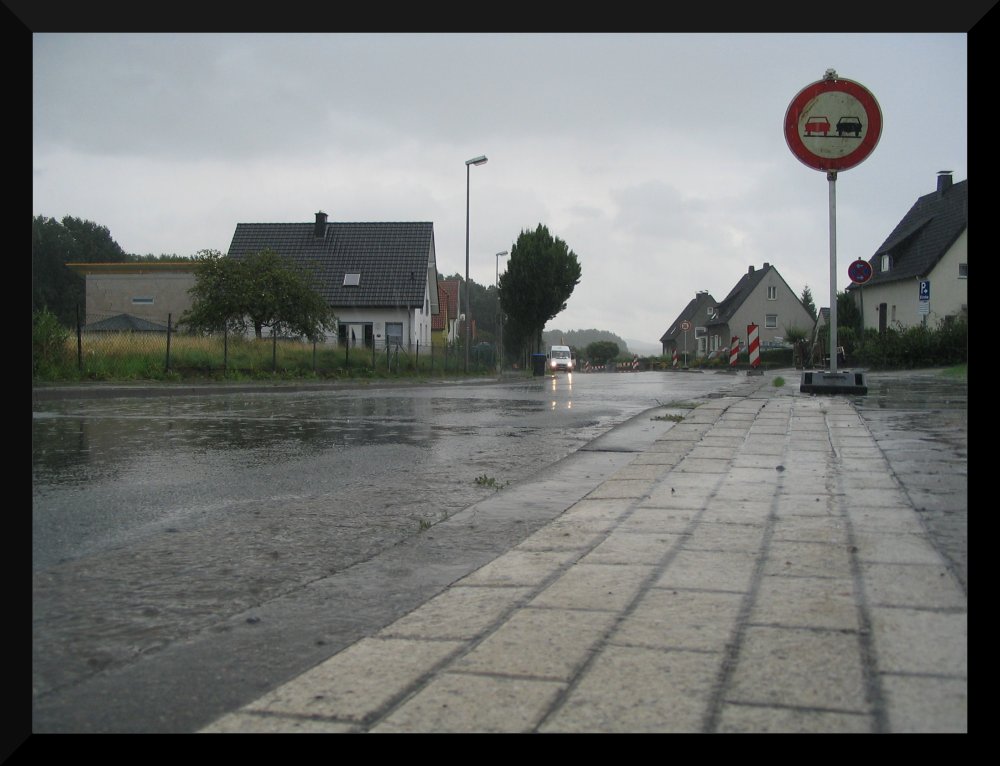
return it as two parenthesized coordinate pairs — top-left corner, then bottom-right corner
(85, 272), (197, 327)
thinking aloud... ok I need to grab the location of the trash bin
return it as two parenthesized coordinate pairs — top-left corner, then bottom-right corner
(531, 353), (547, 376)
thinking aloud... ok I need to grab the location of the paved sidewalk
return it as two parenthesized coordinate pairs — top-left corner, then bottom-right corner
(201, 376), (967, 733)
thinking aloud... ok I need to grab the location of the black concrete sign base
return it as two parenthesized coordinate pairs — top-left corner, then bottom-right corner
(800, 370), (868, 395)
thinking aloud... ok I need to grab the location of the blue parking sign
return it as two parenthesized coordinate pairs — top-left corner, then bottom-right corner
(919, 280), (930, 300)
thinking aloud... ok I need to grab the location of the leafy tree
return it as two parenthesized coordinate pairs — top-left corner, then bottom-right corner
(181, 249), (336, 341)
(32, 215), (129, 325)
(800, 285), (818, 321)
(836, 290), (862, 336)
(498, 224), (582, 356)
(586, 340), (620, 365)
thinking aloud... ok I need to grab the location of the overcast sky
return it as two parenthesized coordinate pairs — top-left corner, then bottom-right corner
(33, 33), (967, 348)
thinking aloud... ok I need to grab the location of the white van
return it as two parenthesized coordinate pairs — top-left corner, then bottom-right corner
(548, 345), (574, 372)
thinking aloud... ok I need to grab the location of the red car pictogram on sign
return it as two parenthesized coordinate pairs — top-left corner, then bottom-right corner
(804, 115), (830, 136)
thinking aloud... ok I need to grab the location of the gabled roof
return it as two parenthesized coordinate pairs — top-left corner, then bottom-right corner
(83, 313), (170, 333)
(660, 292), (717, 343)
(706, 264), (775, 327)
(227, 219), (437, 310)
(848, 176), (967, 290)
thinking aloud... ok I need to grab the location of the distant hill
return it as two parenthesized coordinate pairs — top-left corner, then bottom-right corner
(624, 338), (663, 357)
(543, 328), (630, 354)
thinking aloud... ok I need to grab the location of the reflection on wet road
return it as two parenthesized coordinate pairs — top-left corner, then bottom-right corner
(31, 372), (745, 571)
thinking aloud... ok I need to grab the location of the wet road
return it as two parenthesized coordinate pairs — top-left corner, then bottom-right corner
(32, 370), (756, 731)
(30, 367), (966, 732)
(848, 369), (968, 595)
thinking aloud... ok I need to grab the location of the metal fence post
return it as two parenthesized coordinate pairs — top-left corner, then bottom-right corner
(165, 313), (172, 372)
(76, 304), (82, 372)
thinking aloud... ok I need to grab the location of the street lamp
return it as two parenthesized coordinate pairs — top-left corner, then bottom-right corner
(496, 250), (508, 372)
(465, 154), (488, 373)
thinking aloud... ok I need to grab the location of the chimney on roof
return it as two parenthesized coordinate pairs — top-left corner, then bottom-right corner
(937, 171), (953, 195)
(314, 211), (328, 237)
(763, 262), (770, 270)
(748, 265), (755, 274)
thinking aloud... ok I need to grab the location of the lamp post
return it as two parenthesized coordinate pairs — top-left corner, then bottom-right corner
(465, 154), (488, 373)
(495, 250), (508, 373)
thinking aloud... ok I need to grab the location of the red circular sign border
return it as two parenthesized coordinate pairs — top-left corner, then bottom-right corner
(784, 78), (882, 172)
(848, 258), (873, 284)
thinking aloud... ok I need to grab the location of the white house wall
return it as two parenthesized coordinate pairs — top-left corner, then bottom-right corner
(856, 229), (967, 330)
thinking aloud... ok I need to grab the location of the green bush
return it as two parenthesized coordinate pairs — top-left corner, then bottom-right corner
(851, 318), (967, 369)
(32, 309), (71, 379)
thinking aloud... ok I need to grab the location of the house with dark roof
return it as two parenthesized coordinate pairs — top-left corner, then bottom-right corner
(226, 212), (439, 349)
(846, 172), (967, 331)
(705, 263), (815, 354)
(659, 290), (718, 360)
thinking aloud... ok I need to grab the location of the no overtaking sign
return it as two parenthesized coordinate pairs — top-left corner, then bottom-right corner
(785, 74), (882, 173)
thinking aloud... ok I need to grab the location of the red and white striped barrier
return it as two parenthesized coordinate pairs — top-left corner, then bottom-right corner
(632, 355), (639, 371)
(672, 349), (678, 368)
(730, 336), (739, 367)
(747, 323), (760, 369)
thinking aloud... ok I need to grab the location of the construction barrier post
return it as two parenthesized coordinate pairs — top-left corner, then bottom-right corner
(747, 323), (761, 373)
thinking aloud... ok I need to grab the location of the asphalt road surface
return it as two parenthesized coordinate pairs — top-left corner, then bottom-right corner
(30, 367), (966, 733)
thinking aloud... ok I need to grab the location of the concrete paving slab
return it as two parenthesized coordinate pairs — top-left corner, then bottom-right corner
(880, 675), (968, 733)
(726, 625), (869, 711)
(538, 646), (722, 733)
(370, 673), (566, 733)
(867, 607), (968, 676)
(655, 548), (756, 592)
(450, 607), (619, 680)
(529, 562), (654, 611)
(377, 584), (534, 640)
(612, 588), (743, 652)
(750, 575), (860, 631)
(715, 704), (873, 734)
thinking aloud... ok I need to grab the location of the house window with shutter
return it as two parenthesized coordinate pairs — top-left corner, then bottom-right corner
(767, 286), (777, 300)
(765, 314), (778, 328)
(880, 254), (891, 272)
(959, 263), (968, 278)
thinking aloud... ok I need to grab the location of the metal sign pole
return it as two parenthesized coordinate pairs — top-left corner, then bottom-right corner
(828, 170), (838, 374)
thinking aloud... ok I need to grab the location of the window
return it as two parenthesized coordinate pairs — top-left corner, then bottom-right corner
(343, 273), (361, 286)
(891, 305), (896, 322)
(131, 296), (154, 304)
(880, 254), (891, 272)
(765, 314), (778, 328)
(767, 286), (777, 300)
(959, 263), (968, 278)
(707, 306), (716, 318)
(386, 322), (403, 348)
